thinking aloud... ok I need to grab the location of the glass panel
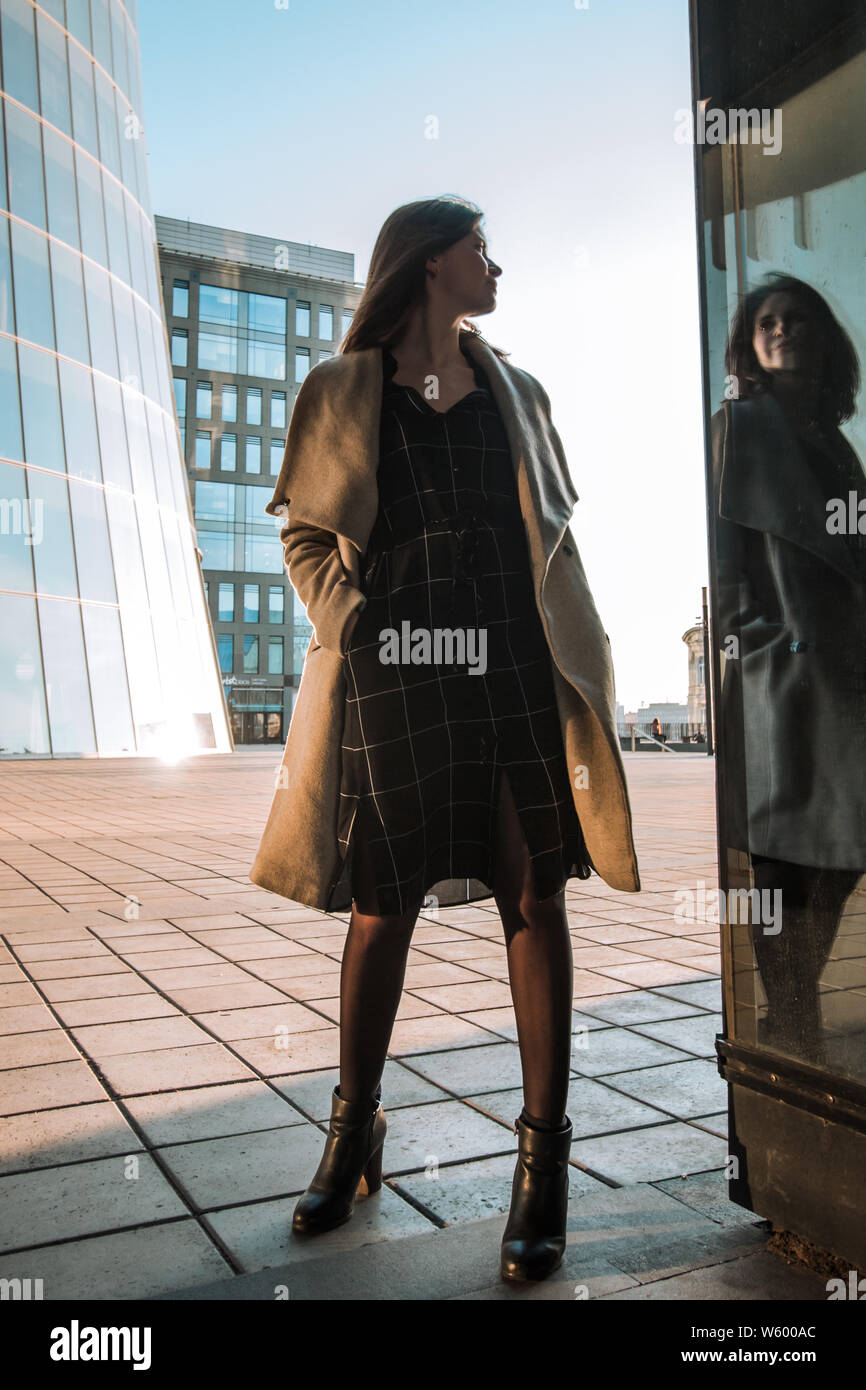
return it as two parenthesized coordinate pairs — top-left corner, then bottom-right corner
(270, 392), (286, 428)
(0, 335), (23, 461)
(58, 357), (102, 482)
(5, 104), (46, 228)
(102, 172), (131, 283)
(173, 376), (186, 420)
(0, 458), (35, 591)
(243, 532), (283, 572)
(268, 585), (284, 622)
(294, 348), (310, 383)
(1, 0), (39, 109)
(318, 350), (332, 362)
(0, 593), (49, 755)
(75, 150), (107, 266)
(245, 387), (262, 425)
(270, 440), (283, 474)
(243, 583), (259, 622)
(217, 634), (232, 673)
(342, 308), (354, 337)
(197, 329), (236, 373)
(196, 381), (212, 418)
(50, 241), (90, 366)
(80, 601), (135, 754)
(173, 280), (189, 317)
(221, 384), (237, 421)
(0, 215), (12, 333)
(10, 221), (53, 349)
(248, 292), (286, 333)
(18, 343), (65, 472)
(245, 436), (261, 473)
(199, 530), (232, 569)
(194, 480), (232, 522)
(27, 469), (76, 596)
(217, 582), (234, 621)
(82, 260), (119, 377)
(195, 431), (211, 469)
(93, 373), (132, 490)
(171, 329), (188, 367)
(38, 597), (96, 753)
(199, 284), (238, 325)
(36, 11), (72, 135)
(112, 279), (141, 388)
(219, 434), (236, 470)
(68, 41), (100, 160)
(249, 338), (285, 379)
(94, 68), (121, 179)
(243, 634), (258, 673)
(89, 0), (112, 72)
(295, 300), (310, 336)
(268, 636), (283, 674)
(318, 304), (333, 340)
(65, 0), (92, 51)
(68, 477), (116, 601)
(695, 7), (866, 1079)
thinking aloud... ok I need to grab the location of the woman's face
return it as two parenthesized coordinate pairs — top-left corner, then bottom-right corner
(752, 291), (823, 379)
(428, 223), (501, 318)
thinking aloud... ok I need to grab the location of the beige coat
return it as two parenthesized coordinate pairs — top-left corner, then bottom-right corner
(249, 330), (641, 907)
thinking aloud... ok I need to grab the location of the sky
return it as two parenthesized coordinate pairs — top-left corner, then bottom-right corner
(139, 0), (707, 713)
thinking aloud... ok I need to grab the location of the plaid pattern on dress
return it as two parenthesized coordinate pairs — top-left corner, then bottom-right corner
(334, 346), (592, 915)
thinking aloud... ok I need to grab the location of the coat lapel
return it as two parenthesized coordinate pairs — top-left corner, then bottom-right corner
(265, 332), (578, 572)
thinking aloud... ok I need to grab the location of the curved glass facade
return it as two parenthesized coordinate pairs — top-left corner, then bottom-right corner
(0, 0), (231, 757)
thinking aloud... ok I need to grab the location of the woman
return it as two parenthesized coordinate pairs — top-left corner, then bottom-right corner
(712, 273), (865, 1062)
(250, 196), (640, 1283)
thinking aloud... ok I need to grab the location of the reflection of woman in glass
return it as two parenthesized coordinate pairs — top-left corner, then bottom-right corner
(713, 273), (865, 1062)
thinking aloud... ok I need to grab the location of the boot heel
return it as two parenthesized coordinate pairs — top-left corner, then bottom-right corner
(357, 1139), (384, 1195)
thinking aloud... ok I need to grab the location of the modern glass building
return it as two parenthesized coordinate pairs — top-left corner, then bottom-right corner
(155, 217), (362, 745)
(0, 0), (231, 758)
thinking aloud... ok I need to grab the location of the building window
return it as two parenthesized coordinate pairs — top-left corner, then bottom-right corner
(222, 385), (237, 422)
(342, 308), (354, 337)
(195, 431), (211, 468)
(318, 305), (333, 340)
(173, 377), (186, 419)
(172, 280), (189, 317)
(171, 329), (188, 366)
(199, 531), (233, 569)
(296, 301), (310, 337)
(194, 481), (233, 522)
(197, 332), (237, 373)
(218, 635), (233, 673)
(248, 292), (287, 334)
(270, 440), (283, 474)
(220, 435), (237, 471)
(268, 585), (284, 622)
(318, 350), (332, 363)
(196, 382), (212, 419)
(268, 637), (284, 674)
(243, 635), (259, 673)
(295, 349), (310, 383)
(246, 388), (262, 425)
(218, 582), (234, 621)
(200, 284), (239, 324)
(245, 437), (261, 474)
(244, 584), (260, 622)
(270, 392), (286, 428)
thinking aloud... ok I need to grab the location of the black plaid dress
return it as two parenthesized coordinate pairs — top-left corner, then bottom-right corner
(332, 345), (592, 915)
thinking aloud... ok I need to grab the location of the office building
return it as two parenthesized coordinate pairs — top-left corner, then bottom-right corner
(155, 215), (363, 743)
(0, 0), (231, 758)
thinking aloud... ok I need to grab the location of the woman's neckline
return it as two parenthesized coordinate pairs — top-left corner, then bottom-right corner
(382, 346), (487, 415)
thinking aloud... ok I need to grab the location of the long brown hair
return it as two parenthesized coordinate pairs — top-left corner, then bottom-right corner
(340, 195), (509, 360)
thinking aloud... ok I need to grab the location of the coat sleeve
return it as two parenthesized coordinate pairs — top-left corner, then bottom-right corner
(281, 515), (367, 657)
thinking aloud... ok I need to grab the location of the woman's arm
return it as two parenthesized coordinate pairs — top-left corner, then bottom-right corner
(281, 516), (367, 656)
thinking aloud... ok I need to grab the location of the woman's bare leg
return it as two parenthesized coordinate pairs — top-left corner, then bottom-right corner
(337, 813), (423, 1103)
(491, 770), (574, 1126)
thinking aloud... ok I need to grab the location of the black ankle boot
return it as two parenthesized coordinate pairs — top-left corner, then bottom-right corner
(500, 1108), (573, 1282)
(292, 1082), (386, 1236)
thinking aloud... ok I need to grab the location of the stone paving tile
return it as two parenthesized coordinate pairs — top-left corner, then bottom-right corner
(51, 994), (181, 1027)
(570, 1027), (697, 1078)
(652, 1169), (765, 1228)
(25, 958), (136, 981)
(575, 990), (708, 1025)
(271, 1060), (450, 1121)
(0, 1101), (143, 1174)
(570, 1119), (727, 1184)
(228, 1028), (339, 1076)
(125, 1080), (306, 1146)
(0, 1030), (81, 1070)
(591, 961), (716, 988)
(406, 980), (515, 1011)
(68, 1016), (213, 1058)
(0, 1153), (188, 1250)
(389, 1012), (501, 1055)
(95, 1043), (256, 1096)
(193, 1000), (330, 1042)
(0, 1002), (58, 1034)
(39, 973), (153, 1003)
(380, 1099), (516, 1174)
(598, 1249), (829, 1300)
(0, 1059), (107, 1115)
(396, 1150), (605, 1226)
(0, 1219), (233, 1299)
(208, 1185), (434, 1274)
(402, 1041), (525, 1098)
(633, 1013), (724, 1058)
(164, 981), (289, 1012)
(472, 1078), (674, 1138)
(156, 1125), (327, 1208)
(11, 940), (113, 962)
(648, 980), (725, 1011)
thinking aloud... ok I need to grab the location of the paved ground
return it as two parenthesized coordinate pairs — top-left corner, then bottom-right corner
(0, 749), (832, 1299)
